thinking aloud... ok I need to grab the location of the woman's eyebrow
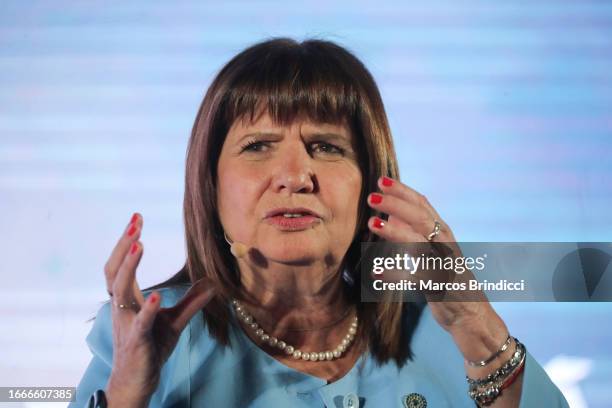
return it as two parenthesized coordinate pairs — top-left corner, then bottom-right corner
(307, 133), (355, 150)
(304, 132), (351, 143)
(237, 131), (283, 142)
(237, 131), (351, 146)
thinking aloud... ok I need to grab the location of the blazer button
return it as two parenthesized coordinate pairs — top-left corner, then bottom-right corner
(403, 392), (427, 408)
(343, 392), (360, 408)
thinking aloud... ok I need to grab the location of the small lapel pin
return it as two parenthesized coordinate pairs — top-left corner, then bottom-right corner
(403, 393), (427, 408)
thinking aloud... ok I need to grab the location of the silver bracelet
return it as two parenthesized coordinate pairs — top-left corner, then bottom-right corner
(468, 349), (526, 406)
(467, 338), (526, 405)
(466, 333), (512, 367)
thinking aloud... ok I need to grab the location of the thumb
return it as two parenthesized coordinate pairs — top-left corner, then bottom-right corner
(167, 278), (216, 333)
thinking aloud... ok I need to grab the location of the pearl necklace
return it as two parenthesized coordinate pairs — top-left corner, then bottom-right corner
(231, 299), (358, 362)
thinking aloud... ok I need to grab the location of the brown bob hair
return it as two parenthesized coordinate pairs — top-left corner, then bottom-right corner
(148, 37), (423, 367)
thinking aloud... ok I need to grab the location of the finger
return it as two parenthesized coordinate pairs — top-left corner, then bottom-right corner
(368, 215), (428, 243)
(134, 290), (162, 334)
(377, 177), (431, 210)
(132, 279), (146, 305)
(377, 177), (452, 238)
(417, 193), (447, 231)
(112, 241), (145, 312)
(367, 192), (433, 237)
(104, 213), (143, 294)
(166, 279), (216, 333)
(366, 216), (432, 291)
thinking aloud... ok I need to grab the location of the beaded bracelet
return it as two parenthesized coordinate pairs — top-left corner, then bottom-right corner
(469, 351), (526, 405)
(467, 338), (525, 387)
(467, 337), (526, 406)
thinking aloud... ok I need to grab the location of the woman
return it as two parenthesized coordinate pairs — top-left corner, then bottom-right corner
(71, 38), (568, 407)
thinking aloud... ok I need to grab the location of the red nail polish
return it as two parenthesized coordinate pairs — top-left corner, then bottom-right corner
(130, 213), (138, 224)
(130, 242), (138, 254)
(128, 224), (137, 237)
(370, 193), (383, 204)
(382, 177), (393, 187)
(373, 218), (385, 229)
(149, 293), (158, 303)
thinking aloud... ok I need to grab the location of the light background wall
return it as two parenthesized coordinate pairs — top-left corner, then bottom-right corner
(1, 1), (610, 407)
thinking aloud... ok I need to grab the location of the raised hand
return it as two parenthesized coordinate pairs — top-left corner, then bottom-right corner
(103, 213), (216, 407)
(365, 177), (508, 359)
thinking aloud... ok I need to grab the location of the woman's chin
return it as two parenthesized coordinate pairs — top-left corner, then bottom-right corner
(259, 240), (323, 264)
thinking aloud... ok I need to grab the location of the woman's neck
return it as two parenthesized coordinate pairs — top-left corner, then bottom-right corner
(236, 261), (354, 350)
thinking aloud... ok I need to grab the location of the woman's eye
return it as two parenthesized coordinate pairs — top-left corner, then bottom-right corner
(240, 140), (269, 153)
(239, 140), (345, 156)
(311, 142), (344, 155)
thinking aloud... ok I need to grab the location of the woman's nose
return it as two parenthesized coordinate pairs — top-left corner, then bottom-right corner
(271, 145), (316, 194)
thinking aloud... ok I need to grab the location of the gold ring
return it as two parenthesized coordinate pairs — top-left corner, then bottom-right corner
(114, 300), (138, 310)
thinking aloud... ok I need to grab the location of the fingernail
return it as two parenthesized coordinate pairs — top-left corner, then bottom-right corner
(370, 193), (383, 205)
(382, 177), (394, 187)
(130, 242), (138, 254)
(128, 224), (137, 237)
(373, 218), (385, 229)
(149, 293), (158, 303)
(130, 213), (138, 224)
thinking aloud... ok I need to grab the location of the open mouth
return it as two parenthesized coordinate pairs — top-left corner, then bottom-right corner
(264, 213), (321, 230)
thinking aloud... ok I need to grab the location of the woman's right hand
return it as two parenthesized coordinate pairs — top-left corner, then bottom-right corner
(103, 213), (216, 407)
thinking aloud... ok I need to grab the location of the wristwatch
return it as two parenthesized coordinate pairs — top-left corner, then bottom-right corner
(88, 389), (108, 408)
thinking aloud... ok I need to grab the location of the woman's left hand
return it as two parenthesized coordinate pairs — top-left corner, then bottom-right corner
(366, 176), (509, 363)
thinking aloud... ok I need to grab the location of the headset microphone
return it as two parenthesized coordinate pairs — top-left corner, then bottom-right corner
(223, 232), (248, 258)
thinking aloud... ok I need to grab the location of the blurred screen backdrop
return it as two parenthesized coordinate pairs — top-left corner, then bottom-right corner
(1, 1), (611, 407)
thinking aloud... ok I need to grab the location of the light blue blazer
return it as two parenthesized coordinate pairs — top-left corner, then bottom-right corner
(71, 284), (569, 407)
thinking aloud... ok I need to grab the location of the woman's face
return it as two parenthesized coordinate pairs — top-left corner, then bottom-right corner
(217, 111), (362, 266)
